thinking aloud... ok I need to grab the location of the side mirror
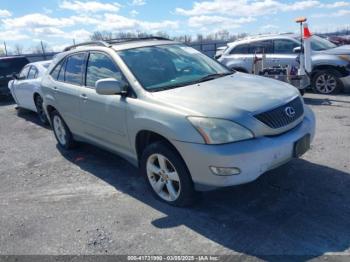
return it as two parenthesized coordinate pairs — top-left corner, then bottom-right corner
(293, 46), (302, 53)
(12, 73), (19, 80)
(95, 78), (127, 96)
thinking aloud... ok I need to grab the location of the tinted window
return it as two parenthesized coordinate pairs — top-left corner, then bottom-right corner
(58, 60), (66, 82)
(86, 52), (124, 88)
(64, 53), (85, 85)
(274, 39), (299, 54)
(230, 44), (249, 54)
(27, 66), (38, 79)
(50, 59), (65, 80)
(249, 40), (273, 54)
(0, 57), (29, 77)
(19, 66), (30, 79)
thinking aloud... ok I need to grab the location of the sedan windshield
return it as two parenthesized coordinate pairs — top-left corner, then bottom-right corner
(311, 35), (337, 51)
(118, 44), (231, 91)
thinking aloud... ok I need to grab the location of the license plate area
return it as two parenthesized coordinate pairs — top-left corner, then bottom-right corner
(294, 134), (311, 158)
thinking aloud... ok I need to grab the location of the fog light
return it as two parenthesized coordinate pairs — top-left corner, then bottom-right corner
(210, 166), (241, 176)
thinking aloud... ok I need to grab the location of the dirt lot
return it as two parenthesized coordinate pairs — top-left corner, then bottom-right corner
(0, 93), (349, 259)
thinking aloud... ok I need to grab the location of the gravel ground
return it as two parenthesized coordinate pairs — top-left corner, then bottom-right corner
(0, 93), (349, 259)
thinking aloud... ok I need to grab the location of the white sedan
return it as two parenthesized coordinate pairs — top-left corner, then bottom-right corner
(8, 60), (51, 124)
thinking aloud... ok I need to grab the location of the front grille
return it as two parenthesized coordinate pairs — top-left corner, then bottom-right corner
(254, 97), (304, 129)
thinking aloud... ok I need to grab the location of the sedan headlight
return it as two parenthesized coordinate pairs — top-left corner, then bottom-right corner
(188, 117), (254, 144)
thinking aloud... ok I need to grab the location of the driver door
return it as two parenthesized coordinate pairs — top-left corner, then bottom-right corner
(78, 51), (129, 152)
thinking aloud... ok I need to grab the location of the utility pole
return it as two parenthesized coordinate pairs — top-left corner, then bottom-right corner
(4, 41), (8, 56)
(40, 40), (46, 60)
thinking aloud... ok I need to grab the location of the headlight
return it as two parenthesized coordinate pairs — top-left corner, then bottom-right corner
(338, 55), (350, 62)
(187, 117), (254, 144)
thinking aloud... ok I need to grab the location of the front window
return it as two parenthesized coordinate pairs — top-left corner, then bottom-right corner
(310, 35), (336, 51)
(118, 44), (231, 91)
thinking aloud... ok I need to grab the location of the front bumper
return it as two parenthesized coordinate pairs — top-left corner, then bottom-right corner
(173, 107), (316, 191)
(340, 75), (350, 92)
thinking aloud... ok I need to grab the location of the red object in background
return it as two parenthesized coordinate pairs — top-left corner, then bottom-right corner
(304, 25), (312, 39)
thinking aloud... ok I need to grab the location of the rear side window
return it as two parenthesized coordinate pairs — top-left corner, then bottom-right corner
(27, 66), (38, 79)
(85, 52), (124, 88)
(50, 59), (65, 80)
(230, 44), (249, 54)
(274, 39), (299, 54)
(249, 40), (273, 54)
(64, 53), (86, 85)
(58, 60), (66, 82)
(19, 66), (30, 79)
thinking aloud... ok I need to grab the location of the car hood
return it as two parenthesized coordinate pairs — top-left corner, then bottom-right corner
(150, 72), (299, 120)
(321, 45), (350, 55)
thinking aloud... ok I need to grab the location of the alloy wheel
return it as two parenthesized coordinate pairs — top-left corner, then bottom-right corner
(315, 73), (337, 94)
(53, 115), (67, 145)
(146, 153), (181, 202)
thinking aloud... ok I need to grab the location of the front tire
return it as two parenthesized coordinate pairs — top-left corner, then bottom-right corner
(34, 95), (48, 125)
(312, 69), (343, 94)
(140, 141), (197, 207)
(50, 111), (75, 150)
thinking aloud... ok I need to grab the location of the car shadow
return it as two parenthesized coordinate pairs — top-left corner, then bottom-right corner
(57, 142), (350, 260)
(15, 108), (51, 129)
(304, 95), (350, 107)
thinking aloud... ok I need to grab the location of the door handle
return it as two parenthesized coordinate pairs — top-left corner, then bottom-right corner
(80, 94), (88, 100)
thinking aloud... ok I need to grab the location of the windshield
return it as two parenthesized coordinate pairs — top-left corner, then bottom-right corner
(311, 35), (337, 51)
(118, 44), (231, 91)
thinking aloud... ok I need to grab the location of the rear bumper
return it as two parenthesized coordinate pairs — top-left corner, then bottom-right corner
(173, 106), (316, 191)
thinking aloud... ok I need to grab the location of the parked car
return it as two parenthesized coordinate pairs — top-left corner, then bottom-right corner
(327, 35), (350, 46)
(214, 46), (227, 59)
(8, 60), (52, 124)
(0, 56), (29, 96)
(41, 38), (315, 206)
(218, 34), (350, 94)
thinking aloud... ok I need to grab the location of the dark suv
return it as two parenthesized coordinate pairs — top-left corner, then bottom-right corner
(0, 56), (30, 96)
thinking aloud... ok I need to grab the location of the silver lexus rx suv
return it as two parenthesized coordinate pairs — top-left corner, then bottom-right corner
(41, 37), (315, 206)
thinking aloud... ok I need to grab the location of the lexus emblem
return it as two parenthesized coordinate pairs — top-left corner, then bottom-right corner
(285, 106), (296, 118)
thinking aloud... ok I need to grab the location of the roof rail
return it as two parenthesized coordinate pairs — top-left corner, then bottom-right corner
(63, 41), (110, 52)
(62, 37), (171, 52)
(106, 36), (171, 44)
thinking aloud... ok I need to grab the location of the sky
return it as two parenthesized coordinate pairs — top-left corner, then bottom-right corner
(0, 0), (350, 53)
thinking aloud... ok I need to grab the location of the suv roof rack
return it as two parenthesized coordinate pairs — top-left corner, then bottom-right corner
(106, 36), (170, 44)
(63, 37), (171, 52)
(63, 41), (110, 52)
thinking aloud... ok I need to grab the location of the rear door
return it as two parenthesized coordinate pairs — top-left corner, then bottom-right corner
(12, 65), (31, 106)
(52, 53), (87, 134)
(248, 40), (274, 71)
(272, 39), (299, 68)
(78, 51), (129, 152)
(21, 65), (39, 110)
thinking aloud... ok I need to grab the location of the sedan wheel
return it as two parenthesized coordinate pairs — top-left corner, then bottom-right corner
(53, 115), (67, 146)
(50, 111), (75, 150)
(34, 95), (48, 125)
(146, 153), (181, 202)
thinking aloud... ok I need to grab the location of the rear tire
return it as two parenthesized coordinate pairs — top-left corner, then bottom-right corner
(34, 95), (48, 125)
(50, 110), (75, 150)
(312, 69), (343, 94)
(140, 141), (197, 207)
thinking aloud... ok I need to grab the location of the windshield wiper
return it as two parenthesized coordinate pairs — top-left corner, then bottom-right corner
(196, 72), (233, 83)
(148, 72), (234, 92)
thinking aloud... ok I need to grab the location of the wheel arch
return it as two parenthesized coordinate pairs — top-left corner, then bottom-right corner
(312, 64), (348, 78)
